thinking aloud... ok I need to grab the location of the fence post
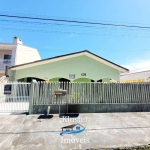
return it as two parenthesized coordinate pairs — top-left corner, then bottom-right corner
(29, 80), (36, 114)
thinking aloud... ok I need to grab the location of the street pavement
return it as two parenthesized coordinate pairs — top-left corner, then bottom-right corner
(0, 112), (150, 150)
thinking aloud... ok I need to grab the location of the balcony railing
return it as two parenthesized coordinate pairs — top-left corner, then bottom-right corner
(0, 59), (14, 70)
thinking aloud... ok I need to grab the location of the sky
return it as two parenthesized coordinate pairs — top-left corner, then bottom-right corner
(1, 0), (150, 71)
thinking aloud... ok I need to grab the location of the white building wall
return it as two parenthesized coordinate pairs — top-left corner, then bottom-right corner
(14, 44), (41, 65)
(11, 47), (17, 66)
(0, 50), (13, 72)
(0, 50), (12, 60)
(0, 37), (41, 78)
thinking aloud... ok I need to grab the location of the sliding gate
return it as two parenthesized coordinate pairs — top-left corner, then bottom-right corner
(0, 82), (30, 113)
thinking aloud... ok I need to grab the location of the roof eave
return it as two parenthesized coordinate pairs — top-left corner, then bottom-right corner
(9, 50), (129, 72)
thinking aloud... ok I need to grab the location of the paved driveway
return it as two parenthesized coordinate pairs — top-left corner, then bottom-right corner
(0, 112), (150, 150)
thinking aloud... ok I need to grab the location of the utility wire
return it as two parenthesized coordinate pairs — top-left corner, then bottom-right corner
(1, 14), (150, 29)
(0, 11), (146, 26)
(0, 21), (147, 35)
(0, 19), (114, 30)
(1, 19), (150, 32)
(2, 19), (150, 38)
(0, 19), (116, 29)
(1, 26), (150, 38)
(1, 19), (150, 36)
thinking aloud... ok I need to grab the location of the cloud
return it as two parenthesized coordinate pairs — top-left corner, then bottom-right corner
(122, 59), (150, 71)
(68, 33), (78, 37)
(44, 33), (78, 50)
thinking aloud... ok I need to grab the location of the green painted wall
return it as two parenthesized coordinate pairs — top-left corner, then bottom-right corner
(48, 77), (59, 82)
(74, 78), (91, 82)
(102, 78), (110, 83)
(9, 55), (120, 82)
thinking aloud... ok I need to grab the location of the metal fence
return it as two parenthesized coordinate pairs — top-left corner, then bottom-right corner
(1, 81), (150, 113)
(32, 82), (150, 105)
(0, 82), (30, 113)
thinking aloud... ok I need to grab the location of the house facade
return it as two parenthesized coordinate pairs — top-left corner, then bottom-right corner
(121, 69), (150, 82)
(0, 37), (41, 78)
(8, 50), (129, 82)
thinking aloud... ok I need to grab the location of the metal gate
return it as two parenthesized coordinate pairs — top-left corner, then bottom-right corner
(0, 82), (30, 113)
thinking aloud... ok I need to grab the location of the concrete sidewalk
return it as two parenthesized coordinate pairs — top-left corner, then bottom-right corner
(0, 112), (150, 150)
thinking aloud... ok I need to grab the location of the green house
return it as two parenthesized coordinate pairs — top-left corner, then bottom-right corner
(8, 50), (129, 82)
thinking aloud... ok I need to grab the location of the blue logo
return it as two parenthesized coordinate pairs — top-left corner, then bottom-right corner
(60, 123), (85, 136)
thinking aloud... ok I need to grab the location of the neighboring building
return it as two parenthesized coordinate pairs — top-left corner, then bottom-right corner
(120, 69), (150, 82)
(0, 37), (41, 78)
(8, 50), (129, 82)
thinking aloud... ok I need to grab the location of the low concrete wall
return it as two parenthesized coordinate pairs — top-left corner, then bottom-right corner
(32, 104), (150, 114)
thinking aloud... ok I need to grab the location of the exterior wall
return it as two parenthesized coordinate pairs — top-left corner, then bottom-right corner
(10, 55), (120, 82)
(74, 78), (91, 82)
(32, 104), (150, 114)
(0, 37), (41, 78)
(8, 70), (16, 81)
(0, 49), (12, 60)
(0, 73), (4, 77)
(0, 49), (12, 73)
(102, 78), (110, 83)
(48, 78), (59, 82)
(11, 47), (17, 66)
(121, 78), (150, 83)
(14, 44), (41, 65)
(120, 70), (150, 83)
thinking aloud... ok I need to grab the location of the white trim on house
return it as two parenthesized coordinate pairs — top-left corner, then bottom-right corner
(0, 43), (16, 50)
